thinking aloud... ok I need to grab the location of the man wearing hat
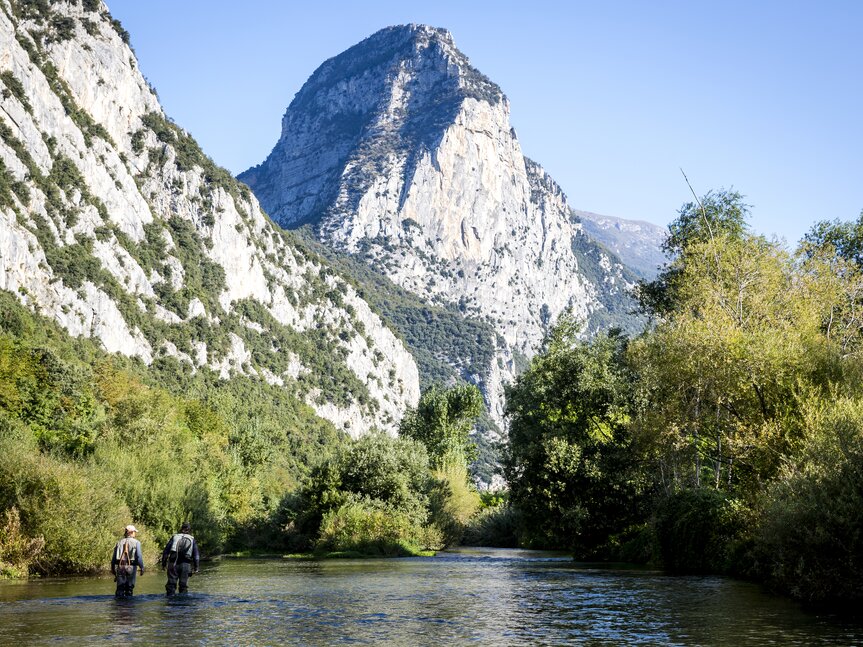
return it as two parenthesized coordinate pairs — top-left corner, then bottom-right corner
(111, 524), (145, 597)
(161, 521), (200, 595)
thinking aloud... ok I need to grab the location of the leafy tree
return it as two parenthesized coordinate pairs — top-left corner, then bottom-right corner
(802, 210), (863, 267)
(665, 189), (750, 257)
(756, 396), (863, 604)
(630, 231), (854, 495)
(285, 432), (433, 552)
(639, 189), (750, 317)
(400, 383), (484, 468)
(503, 317), (647, 552)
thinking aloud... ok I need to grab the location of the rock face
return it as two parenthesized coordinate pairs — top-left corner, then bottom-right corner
(0, 0), (419, 436)
(241, 24), (635, 424)
(574, 210), (667, 279)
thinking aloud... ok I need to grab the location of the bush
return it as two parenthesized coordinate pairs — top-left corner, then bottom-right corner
(598, 523), (655, 564)
(284, 433), (435, 552)
(428, 462), (480, 546)
(0, 431), (129, 575)
(755, 398), (863, 604)
(0, 507), (45, 578)
(653, 488), (750, 574)
(462, 504), (521, 548)
(316, 496), (439, 556)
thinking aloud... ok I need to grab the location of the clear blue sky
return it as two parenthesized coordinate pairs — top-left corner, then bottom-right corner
(106, 0), (862, 245)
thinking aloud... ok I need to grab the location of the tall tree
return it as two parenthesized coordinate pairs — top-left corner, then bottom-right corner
(639, 189), (751, 317)
(630, 229), (852, 494)
(503, 319), (646, 552)
(399, 383), (483, 469)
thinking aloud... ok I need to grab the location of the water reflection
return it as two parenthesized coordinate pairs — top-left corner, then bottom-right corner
(0, 549), (861, 645)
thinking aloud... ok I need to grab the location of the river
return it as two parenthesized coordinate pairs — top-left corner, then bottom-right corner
(0, 548), (860, 645)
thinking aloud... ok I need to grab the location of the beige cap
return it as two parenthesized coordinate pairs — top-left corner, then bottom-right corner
(125, 525), (138, 533)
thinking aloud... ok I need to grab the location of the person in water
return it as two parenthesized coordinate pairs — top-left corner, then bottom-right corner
(161, 521), (200, 595)
(111, 524), (144, 597)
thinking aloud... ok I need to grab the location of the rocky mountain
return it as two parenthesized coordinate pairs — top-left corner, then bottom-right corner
(240, 24), (638, 424)
(574, 210), (667, 279)
(0, 0), (419, 436)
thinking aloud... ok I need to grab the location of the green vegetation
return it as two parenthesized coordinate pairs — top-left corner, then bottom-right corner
(291, 228), (501, 477)
(503, 321), (647, 554)
(499, 194), (863, 606)
(0, 291), (345, 576)
(0, 290), (487, 572)
(0, 159), (17, 210)
(284, 432), (437, 556)
(294, 227), (496, 387)
(275, 383), (485, 556)
(106, 14), (130, 45)
(1, 70), (32, 113)
(139, 112), (241, 200)
(400, 383), (483, 467)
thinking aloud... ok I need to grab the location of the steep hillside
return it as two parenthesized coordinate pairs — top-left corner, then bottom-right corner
(241, 24), (637, 424)
(574, 209), (667, 279)
(0, 0), (419, 436)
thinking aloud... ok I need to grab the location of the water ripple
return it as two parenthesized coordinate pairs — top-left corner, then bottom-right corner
(0, 549), (862, 645)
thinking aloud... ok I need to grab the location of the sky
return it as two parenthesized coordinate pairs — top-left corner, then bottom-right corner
(106, 0), (862, 245)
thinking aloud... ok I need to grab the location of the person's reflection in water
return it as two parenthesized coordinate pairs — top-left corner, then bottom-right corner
(109, 595), (137, 637)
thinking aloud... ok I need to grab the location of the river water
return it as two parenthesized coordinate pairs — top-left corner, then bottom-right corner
(0, 548), (860, 645)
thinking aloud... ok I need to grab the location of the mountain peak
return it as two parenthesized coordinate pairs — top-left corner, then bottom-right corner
(296, 23), (502, 108)
(241, 25), (640, 426)
(240, 24), (505, 228)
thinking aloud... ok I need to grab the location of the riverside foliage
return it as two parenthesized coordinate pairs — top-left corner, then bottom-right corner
(0, 289), (484, 572)
(502, 193), (863, 605)
(0, 289), (345, 575)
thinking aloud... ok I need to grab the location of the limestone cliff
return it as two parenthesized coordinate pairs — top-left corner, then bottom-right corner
(0, 0), (419, 436)
(241, 25), (635, 424)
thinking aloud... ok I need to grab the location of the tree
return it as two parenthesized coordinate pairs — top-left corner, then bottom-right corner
(639, 189), (751, 317)
(284, 432), (435, 553)
(399, 383), (484, 468)
(802, 210), (863, 267)
(630, 231), (838, 495)
(503, 318), (647, 552)
(664, 189), (750, 258)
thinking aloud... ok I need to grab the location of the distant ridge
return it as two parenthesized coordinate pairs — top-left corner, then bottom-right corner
(573, 210), (667, 279)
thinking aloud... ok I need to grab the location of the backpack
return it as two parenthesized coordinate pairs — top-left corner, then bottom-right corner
(115, 538), (136, 576)
(168, 533), (194, 561)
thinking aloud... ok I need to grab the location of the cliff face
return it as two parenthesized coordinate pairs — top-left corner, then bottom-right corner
(0, 0), (419, 436)
(241, 24), (634, 424)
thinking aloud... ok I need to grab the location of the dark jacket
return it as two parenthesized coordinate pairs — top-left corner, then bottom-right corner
(161, 532), (200, 570)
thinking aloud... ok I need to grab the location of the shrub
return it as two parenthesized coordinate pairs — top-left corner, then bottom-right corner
(316, 496), (439, 556)
(462, 504), (521, 548)
(0, 70), (32, 113)
(0, 507), (45, 578)
(0, 432), (129, 575)
(285, 433), (433, 551)
(755, 398), (863, 604)
(653, 488), (750, 574)
(428, 462), (480, 546)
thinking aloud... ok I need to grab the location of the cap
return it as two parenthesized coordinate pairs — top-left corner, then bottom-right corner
(125, 525), (138, 533)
